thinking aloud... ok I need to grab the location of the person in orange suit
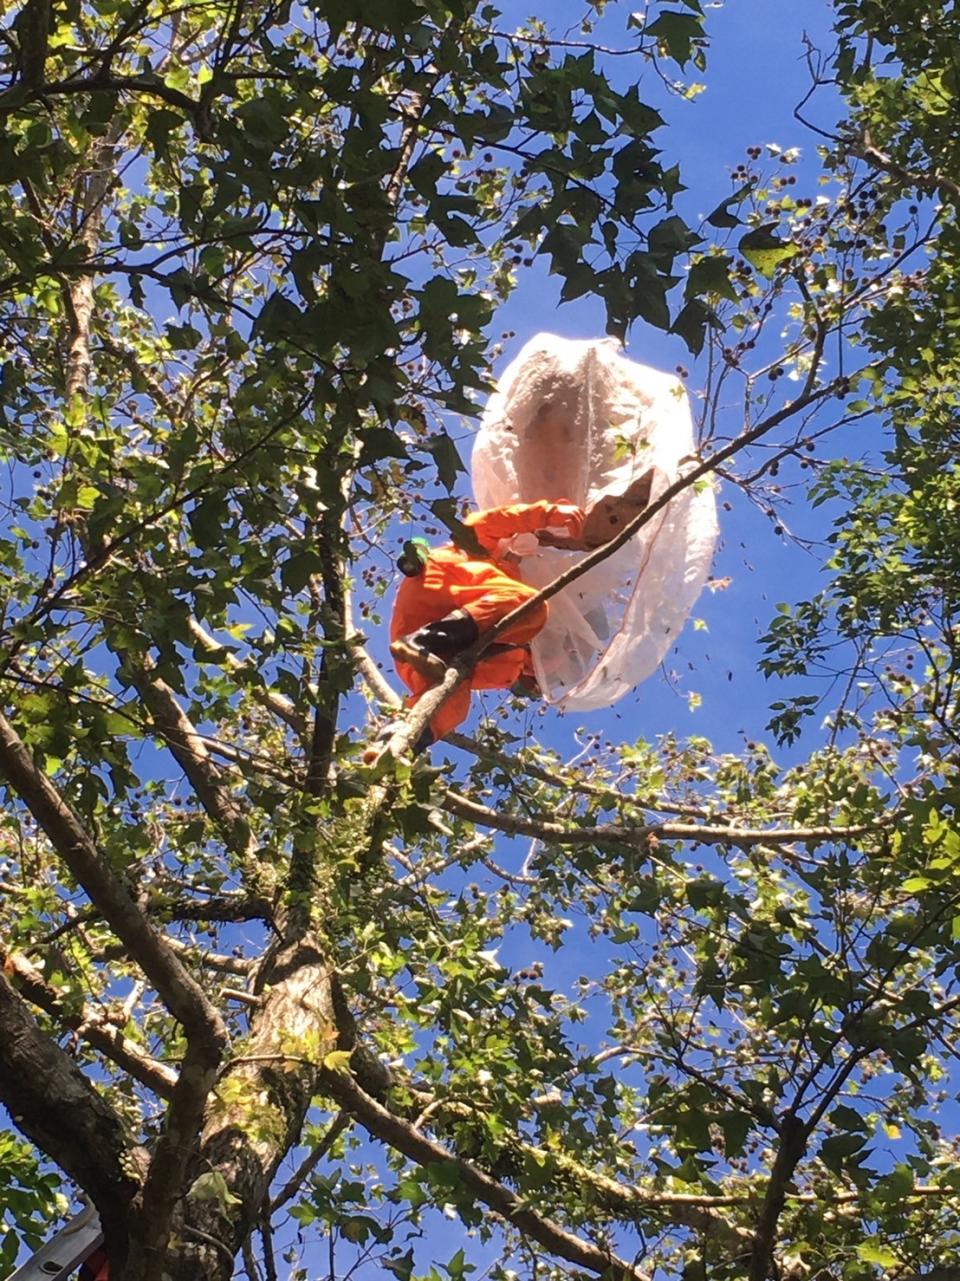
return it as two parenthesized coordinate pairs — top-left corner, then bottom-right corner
(388, 500), (588, 749)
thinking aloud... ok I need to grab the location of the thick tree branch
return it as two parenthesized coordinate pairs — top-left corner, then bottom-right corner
(169, 938), (337, 1281)
(14, 0), (51, 88)
(747, 1117), (808, 1281)
(3, 947), (178, 1099)
(153, 891), (275, 925)
(303, 486), (349, 800)
(0, 709), (228, 1273)
(0, 69), (209, 129)
(0, 709), (225, 1044)
(137, 1038), (227, 1281)
(440, 786), (880, 851)
(0, 967), (147, 1254)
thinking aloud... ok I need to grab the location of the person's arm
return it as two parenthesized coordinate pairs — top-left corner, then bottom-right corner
(465, 501), (584, 553)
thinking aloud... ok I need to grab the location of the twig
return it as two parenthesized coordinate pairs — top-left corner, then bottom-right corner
(271, 1112), (351, 1211)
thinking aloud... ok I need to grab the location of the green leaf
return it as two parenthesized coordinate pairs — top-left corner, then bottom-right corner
(281, 549), (324, 595)
(189, 495), (226, 550)
(188, 1171), (241, 1208)
(429, 498), (485, 557)
(874, 1165), (915, 1200)
(686, 877), (726, 909)
(829, 1104), (868, 1132)
(855, 1241), (899, 1268)
(647, 214), (699, 265)
(818, 1132), (869, 1173)
(441, 1248), (475, 1280)
(706, 182), (753, 229)
(144, 108), (185, 161)
(671, 297), (719, 355)
(165, 322), (202, 350)
(738, 224), (799, 278)
(630, 277), (671, 330)
(685, 253), (738, 301)
(901, 876), (931, 892)
(75, 484), (101, 511)
(641, 10), (704, 68)
(425, 432), (467, 492)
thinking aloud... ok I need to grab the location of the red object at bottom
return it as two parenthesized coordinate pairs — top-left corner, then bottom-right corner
(79, 1246), (109, 1281)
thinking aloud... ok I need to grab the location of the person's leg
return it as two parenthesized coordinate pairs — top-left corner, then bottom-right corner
(391, 568), (547, 679)
(390, 608), (479, 679)
(459, 573), (547, 645)
(362, 679), (471, 762)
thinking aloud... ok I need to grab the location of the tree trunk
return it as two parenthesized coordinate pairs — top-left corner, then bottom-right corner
(130, 938), (337, 1281)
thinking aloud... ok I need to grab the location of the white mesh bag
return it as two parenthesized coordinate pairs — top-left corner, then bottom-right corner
(471, 334), (718, 710)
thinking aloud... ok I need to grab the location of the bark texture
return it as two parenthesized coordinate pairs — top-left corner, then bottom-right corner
(0, 969), (147, 1253)
(160, 938), (337, 1281)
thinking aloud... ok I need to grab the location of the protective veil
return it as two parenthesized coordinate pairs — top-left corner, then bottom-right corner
(471, 334), (718, 710)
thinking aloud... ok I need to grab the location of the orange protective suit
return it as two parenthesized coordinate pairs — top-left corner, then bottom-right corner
(390, 501), (584, 740)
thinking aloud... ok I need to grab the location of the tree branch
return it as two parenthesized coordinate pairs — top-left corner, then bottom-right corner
(319, 1066), (651, 1281)
(154, 891), (275, 925)
(0, 709), (226, 1045)
(173, 938), (337, 1281)
(0, 966), (147, 1254)
(303, 494), (349, 801)
(270, 1112), (350, 1212)
(0, 69), (209, 130)
(164, 934), (255, 977)
(187, 616), (310, 740)
(128, 662), (265, 888)
(401, 1083), (754, 1251)
(747, 1116), (808, 1281)
(851, 129), (960, 205)
(0, 708), (228, 1276)
(3, 947), (178, 1099)
(439, 786), (880, 851)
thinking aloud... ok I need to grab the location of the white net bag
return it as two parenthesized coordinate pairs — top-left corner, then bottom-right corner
(471, 334), (718, 710)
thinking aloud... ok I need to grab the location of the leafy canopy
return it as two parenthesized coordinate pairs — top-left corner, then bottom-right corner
(2, 2), (960, 1281)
